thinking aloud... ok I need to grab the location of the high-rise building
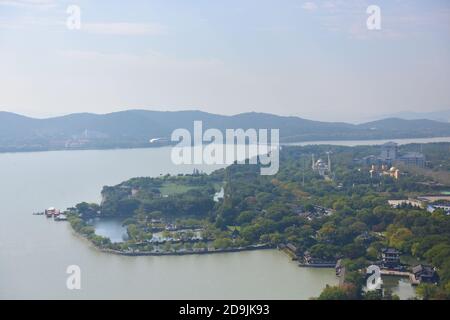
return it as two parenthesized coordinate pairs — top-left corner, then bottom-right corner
(380, 142), (398, 164)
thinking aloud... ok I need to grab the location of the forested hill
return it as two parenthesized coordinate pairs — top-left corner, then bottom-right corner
(1, 109), (450, 152)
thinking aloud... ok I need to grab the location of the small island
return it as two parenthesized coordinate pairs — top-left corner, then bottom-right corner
(51, 142), (450, 299)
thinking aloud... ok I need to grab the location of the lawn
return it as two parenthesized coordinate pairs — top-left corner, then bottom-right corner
(159, 183), (198, 196)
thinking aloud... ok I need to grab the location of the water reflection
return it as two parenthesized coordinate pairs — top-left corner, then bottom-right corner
(382, 276), (417, 300)
(89, 217), (128, 243)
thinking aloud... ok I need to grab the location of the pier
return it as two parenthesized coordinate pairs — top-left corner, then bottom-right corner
(380, 269), (420, 286)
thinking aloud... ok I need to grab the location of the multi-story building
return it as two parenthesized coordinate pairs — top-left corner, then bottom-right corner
(380, 142), (398, 165)
(398, 152), (426, 168)
(381, 248), (401, 269)
(354, 142), (426, 169)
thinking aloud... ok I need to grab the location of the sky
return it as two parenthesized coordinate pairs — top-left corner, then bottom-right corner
(0, 0), (449, 123)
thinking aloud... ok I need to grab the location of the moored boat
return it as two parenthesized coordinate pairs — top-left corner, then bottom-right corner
(45, 207), (57, 218)
(54, 214), (67, 221)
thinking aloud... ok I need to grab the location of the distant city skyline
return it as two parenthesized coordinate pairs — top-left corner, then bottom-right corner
(1, 0), (449, 122)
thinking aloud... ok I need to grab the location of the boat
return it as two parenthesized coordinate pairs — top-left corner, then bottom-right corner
(54, 214), (67, 221)
(45, 207), (57, 218)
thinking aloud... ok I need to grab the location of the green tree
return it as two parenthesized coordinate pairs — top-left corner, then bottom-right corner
(416, 283), (440, 300)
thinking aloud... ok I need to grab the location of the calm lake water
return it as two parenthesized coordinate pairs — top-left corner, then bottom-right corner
(283, 136), (450, 147)
(89, 217), (129, 243)
(0, 146), (338, 299)
(384, 277), (416, 300)
(1, 136), (436, 299)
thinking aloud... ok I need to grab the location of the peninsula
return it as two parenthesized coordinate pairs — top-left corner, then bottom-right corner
(59, 142), (450, 299)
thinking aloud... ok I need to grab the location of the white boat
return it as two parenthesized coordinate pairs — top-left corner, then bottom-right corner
(45, 207), (57, 218)
(54, 214), (67, 221)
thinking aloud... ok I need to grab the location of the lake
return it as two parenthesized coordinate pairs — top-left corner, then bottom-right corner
(283, 136), (450, 147)
(0, 146), (338, 299)
(1, 136), (436, 299)
(89, 217), (129, 243)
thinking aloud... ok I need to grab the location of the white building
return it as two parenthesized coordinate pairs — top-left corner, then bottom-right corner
(312, 153), (332, 177)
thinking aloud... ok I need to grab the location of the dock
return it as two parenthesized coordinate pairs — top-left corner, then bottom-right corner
(380, 269), (420, 285)
(278, 243), (298, 260)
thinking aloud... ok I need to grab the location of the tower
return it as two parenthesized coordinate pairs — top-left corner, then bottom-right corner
(327, 151), (331, 174)
(302, 157), (306, 187)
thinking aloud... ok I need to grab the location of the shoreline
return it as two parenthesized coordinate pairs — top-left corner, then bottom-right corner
(100, 244), (275, 257)
(69, 224), (275, 257)
(71, 225), (334, 266)
(2, 135), (450, 155)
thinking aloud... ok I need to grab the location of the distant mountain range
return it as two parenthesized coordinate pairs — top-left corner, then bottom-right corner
(1, 110), (450, 152)
(376, 110), (450, 123)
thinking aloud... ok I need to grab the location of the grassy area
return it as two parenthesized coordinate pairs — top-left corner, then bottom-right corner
(159, 183), (198, 196)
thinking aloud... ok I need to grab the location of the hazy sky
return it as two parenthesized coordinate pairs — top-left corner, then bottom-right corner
(0, 0), (449, 122)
